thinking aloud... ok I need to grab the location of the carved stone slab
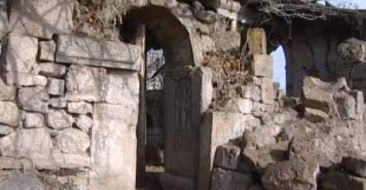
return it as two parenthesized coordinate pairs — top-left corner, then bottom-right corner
(56, 35), (141, 71)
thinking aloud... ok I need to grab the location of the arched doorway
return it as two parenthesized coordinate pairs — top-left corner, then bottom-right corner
(120, 5), (207, 189)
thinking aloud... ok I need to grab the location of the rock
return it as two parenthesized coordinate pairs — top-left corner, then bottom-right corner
(0, 125), (14, 135)
(56, 34), (140, 70)
(75, 115), (92, 133)
(237, 84), (261, 102)
(49, 97), (66, 108)
(0, 171), (45, 190)
(212, 31), (241, 52)
(39, 40), (56, 61)
(253, 102), (275, 113)
(0, 128), (53, 169)
(46, 109), (74, 130)
(0, 101), (20, 127)
(35, 63), (66, 78)
(24, 112), (45, 128)
(66, 65), (107, 102)
(338, 38), (366, 64)
(56, 128), (90, 154)
(3, 34), (37, 73)
(214, 144), (241, 170)
(262, 159), (319, 190)
(261, 78), (274, 105)
(302, 76), (337, 114)
(0, 79), (16, 101)
(319, 171), (366, 190)
(104, 71), (139, 104)
(334, 91), (357, 119)
(223, 98), (253, 114)
(67, 102), (93, 114)
(211, 168), (255, 190)
(304, 107), (329, 122)
(4, 72), (48, 87)
(242, 141), (289, 173)
(243, 125), (281, 148)
(47, 78), (65, 95)
(9, 0), (74, 39)
(342, 157), (366, 178)
(288, 133), (338, 167)
(18, 87), (49, 113)
(193, 10), (216, 24)
(250, 54), (273, 78)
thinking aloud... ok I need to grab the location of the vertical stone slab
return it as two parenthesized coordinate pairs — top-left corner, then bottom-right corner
(91, 103), (139, 190)
(164, 66), (212, 182)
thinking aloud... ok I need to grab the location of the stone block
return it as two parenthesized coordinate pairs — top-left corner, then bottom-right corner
(67, 101), (93, 114)
(35, 63), (66, 78)
(52, 151), (90, 168)
(56, 34), (141, 70)
(250, 54), (273, 78)
(0, 171), (46, 190)
(243, 125), (281, 148)
(75, 115), (92, 133)
(320, 171), (366, 190)
(302, 77), (335, 114)
(39, 40), (56, 61)
(0, 101), (20, 127)
(211, 168), (255, 190)
(47, 78), (65, 95)
(247, 28), (267, 55)
(214, 144), (241, 170)
(4, 34), (38, 73)
(105, 71), (139, 104)
(4, 72), (48, 87)
(0, 7), (8, 39)
(66, 65), (107, 102)
(91, 103), (138, 190)
(262, 159), (319, 190)
(0, 125), (14, 135)
(24, 112), (44, 128)
(0, 128), (53, 169)
(49, 97), (66, 108)
(334, 91), (357, 119)
(18, 87), (49, 113)
(56, 128), (90, 154)
(304, 107), (329, 123)
(352, 90), (365, 116)
(342, 157), (366, 178)
(261, 78), (274, 104)
(9, 0), (73, 39)
(0, 157), (33, 170)
(0, 79), (16, 101)
(223, 98), (253, 114)
(46, 109), (74, 130)
(236, 84), (260, 101)
(199, 112), (247, 190)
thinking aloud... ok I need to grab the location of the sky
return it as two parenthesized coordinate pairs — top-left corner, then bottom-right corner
(271, 0), (366, 92)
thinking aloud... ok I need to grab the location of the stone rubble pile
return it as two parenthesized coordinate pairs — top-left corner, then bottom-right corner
(209, 74), (366, 190)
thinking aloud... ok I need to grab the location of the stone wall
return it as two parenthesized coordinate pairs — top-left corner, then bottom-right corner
(0, 1), (142, 189)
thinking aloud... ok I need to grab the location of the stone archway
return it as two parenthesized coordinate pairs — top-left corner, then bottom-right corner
(121, 5), (211, 190)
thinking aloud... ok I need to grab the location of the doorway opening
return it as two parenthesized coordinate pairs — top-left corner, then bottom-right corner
(271, 45), (287, 94)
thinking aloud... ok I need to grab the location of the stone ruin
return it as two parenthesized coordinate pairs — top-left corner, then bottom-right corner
(1, 0), (366, 190)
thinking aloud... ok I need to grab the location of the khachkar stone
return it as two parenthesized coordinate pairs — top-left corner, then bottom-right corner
(91, 103), (138, 190)
(56, 34), (141, 70)
(9, 0), (74, 39)
(66, 65), (106, 102)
